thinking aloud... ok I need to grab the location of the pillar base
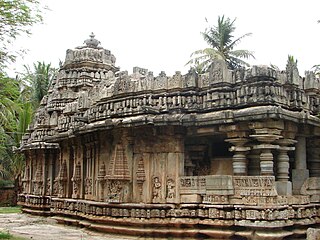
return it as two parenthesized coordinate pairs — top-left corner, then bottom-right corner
(292, 169), (309, 194)
(276, 181), (292, 195)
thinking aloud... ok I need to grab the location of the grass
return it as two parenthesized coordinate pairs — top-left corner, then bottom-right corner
(0, 231), (27, 240)
(0, 231), (11, 239)
(0, 207), (21, 214)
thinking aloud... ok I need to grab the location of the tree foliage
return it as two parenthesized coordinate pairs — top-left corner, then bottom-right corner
(0, 0), (44, 69)
(0, 0), (47, 191)
(22, 61), (56, 108)
(0, 72), (24, 181)
(0, 61), (56, 183)
(187, 15), (254, 72)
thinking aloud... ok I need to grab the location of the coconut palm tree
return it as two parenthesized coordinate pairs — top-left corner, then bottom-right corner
(0, 72), (34, 203)
(0, 73), (22, 183)
(22, 61), (57, 108)
(187, 15), (254, 71)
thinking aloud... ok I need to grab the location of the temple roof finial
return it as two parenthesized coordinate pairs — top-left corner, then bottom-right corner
(84, 32), (101, 48)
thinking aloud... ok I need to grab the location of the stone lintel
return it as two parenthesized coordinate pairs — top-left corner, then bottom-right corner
(196, 126), (219, 135)
(225, 138), (249, 146)
(219, 124), (249, 138)
(249, 120), (284, 130)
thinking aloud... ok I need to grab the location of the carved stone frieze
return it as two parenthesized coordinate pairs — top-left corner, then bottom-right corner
(18, 34), (320, 239)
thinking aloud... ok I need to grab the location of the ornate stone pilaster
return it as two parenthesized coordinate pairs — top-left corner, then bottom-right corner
(22, 151), (32, 194)
(106, 131), (131, 202)
(71, 161), (81, 198)
(58, 160), (68, 197)
(97, 162), (106, 201)
(226, 138), (250, 175)
(33, 162), (44, 195)
(307, 138), (320, 177)
(136, 157), (146, 202)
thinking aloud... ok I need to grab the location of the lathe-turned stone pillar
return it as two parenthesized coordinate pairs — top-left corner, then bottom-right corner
(221, 124), (250, 176)
(250, 126), (282, 176)
(275, 139), (296, 195)
(292, 136), (309, 194)
(247, 149), (261, 176)
(307, 138), (320, 177)
(226, 138), (250, 175)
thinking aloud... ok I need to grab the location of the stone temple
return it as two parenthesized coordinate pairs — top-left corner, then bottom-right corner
(18, 34), (320, 239)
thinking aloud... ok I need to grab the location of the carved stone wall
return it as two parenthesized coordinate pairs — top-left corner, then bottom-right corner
(18, 34), (320, 239)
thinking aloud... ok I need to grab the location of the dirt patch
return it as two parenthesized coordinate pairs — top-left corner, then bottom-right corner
(0, 213), (140, 240)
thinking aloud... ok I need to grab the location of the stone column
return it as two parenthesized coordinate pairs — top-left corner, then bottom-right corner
(250, 128), (282, 176)
(307, 138), (320, 177)
(292, 136), (309, 194)
(226, 138), (250, 175)
(275, 139), (296, 195)
(247, 149), (261, 176)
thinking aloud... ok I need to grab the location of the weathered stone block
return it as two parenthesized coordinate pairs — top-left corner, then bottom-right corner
(292, 169), (309, 194)
(180, 194), (201, 203)
(276, 181), (292, 195)
(307, 228), (320, 240)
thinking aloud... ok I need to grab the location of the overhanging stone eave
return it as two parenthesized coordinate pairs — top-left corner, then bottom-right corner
(20, 142), (60, 152)
(31, 105), (320, 143)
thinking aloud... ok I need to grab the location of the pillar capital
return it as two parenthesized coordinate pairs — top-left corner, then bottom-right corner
(276, 138), (297, 147)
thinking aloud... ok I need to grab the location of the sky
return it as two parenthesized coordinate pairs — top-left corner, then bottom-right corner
(9, 0), (320, 77)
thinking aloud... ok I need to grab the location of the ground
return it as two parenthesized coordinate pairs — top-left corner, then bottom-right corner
(0, 212), (145, 240)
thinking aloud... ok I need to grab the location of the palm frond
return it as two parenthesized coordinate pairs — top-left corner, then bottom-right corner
(187, 15), (253, 71)
(228, 32), (252, 50)
(230, 49), (255, 59)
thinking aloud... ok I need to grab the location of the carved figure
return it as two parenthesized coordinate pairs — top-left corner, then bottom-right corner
(46, 178), (51, 195)
(152, 176), (161, 200)
(166, 178), (175, 199)
(108, 180), (122, 202)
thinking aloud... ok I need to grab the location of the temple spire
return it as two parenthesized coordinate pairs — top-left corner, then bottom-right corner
(84, 32), (101, 48)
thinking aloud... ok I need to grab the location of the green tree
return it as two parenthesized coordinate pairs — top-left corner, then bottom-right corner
(0, 61), (55, 186)
(187, 15), (254, 71)
(0, 0), (44, 69)
(0, 1), (46, 203)
(0, 73), (22, 181)
(0, 72), (34, 204)
(22, 61), (56, 108)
